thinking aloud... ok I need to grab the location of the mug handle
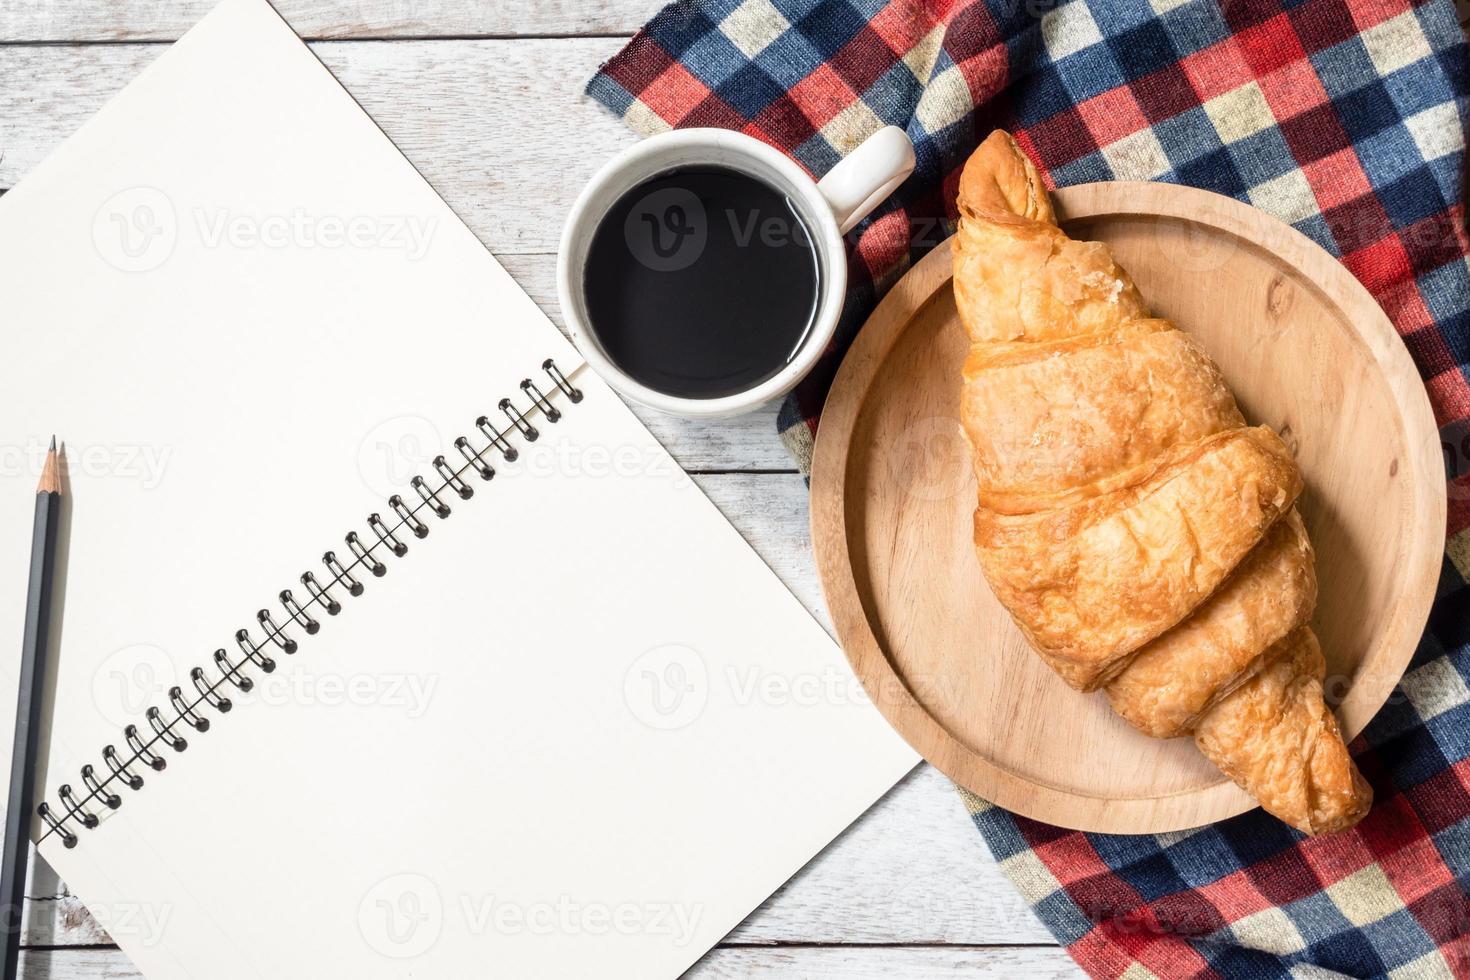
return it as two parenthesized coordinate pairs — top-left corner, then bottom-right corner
(816, 126), (917, 235)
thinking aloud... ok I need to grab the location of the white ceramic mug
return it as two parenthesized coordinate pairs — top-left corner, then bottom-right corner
(557, 126), (916, 417)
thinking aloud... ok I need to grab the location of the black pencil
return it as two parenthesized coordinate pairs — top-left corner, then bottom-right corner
(1, 438), (61, 980)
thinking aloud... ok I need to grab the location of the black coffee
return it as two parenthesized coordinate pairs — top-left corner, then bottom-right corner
(583, 166), (821, 400)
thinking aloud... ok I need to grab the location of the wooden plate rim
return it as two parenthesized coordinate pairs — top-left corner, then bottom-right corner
(810, 181), (1446, 833)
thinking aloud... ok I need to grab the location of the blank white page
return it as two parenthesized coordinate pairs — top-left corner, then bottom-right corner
(0, 0), (917, 975)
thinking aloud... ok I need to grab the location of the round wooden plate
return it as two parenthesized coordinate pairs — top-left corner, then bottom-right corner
(811, 181), (1446, 834)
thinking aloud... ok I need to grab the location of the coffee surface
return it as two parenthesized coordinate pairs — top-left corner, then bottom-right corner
(583, 166), (821, 400)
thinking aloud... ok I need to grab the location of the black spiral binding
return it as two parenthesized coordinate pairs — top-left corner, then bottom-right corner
(36, 360), (584, 848)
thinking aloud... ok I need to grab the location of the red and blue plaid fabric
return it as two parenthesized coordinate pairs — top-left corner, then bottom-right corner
(589, 0), (1470, 975)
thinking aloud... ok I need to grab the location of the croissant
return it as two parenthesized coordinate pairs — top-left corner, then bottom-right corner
(953, 131), (1371, 835)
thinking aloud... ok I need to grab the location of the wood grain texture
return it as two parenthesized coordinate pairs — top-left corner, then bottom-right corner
(811, 182), (1445, 834)
(0, 12), (1083, 977)
(2, 0), (1457, 62)
(0, 0), (659, 42)
(0, 51), (799, 474)
(0, 49), (796, 471)
(7, 0), (1463, 973)
(729, 765), (1050, 945)
(0, 40), (636, 253)
(694, 946), (1079, 979)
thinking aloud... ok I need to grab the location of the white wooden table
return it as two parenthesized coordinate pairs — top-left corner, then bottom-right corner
(0, 2), (1082, 975)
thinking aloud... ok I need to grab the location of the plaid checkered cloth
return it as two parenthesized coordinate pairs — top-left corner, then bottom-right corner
(589, 0), (1470, 975)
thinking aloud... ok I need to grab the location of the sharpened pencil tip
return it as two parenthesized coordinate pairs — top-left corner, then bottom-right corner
(38, 438), (60, 494)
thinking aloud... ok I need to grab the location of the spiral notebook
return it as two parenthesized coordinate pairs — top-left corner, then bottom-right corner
(0, 0), (917, 975)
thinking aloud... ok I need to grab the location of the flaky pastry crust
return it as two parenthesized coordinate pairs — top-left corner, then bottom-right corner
(954, 131), (1370, 834)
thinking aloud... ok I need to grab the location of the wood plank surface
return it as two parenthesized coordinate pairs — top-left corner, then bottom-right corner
(0, 7), (1082, 977)
(692, 946), (1080, 979)
(0, 46), (798, 472)
(0, 0), (660, 42)
(0, 40), (637, 254)
(8, 0), (1465, 972)
(1, 0), (1464, 43)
